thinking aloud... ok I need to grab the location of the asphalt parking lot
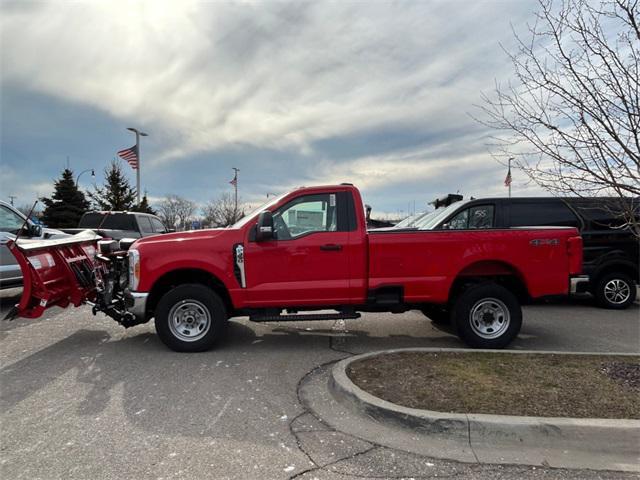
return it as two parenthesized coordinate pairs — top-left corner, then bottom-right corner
(1, 287), (638, 480)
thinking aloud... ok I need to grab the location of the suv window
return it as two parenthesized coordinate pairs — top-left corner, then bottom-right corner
(273, 193), (338, 239)
(445, 205), (494, 230)
(150, 217), (166, 233)
(0, 205), (25, 234)
(509, 202), (580, 228)
(138, 216), (154, 233)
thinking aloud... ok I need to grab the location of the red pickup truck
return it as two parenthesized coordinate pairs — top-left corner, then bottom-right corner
(6, 184), (583, 352)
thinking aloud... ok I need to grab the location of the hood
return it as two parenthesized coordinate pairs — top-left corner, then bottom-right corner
(133, 228), (235, 247)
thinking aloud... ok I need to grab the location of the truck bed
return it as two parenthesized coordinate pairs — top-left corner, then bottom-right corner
(367, 227), (582, 303)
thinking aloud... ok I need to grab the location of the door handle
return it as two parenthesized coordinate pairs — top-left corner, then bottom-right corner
(320, 244), (342, 251)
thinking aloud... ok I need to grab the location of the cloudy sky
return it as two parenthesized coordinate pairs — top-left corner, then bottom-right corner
(1, 0), (543, 218)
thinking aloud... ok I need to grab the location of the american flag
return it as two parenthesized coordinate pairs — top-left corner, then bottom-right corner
(118, 145), (139, 170)
(229, 174), (237, 187)
(504, 165), (512, 187)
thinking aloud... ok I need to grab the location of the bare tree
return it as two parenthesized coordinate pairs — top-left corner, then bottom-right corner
(202, 192), (245, 227)
(477, 0), (639, 235)
(157, 195), (197, 230)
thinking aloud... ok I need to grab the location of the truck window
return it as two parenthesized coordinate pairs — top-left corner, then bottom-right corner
(445, 205), (494, 229)
(150, 217), (166, 233)
(274, 193), (338, 239)
(138, 216), (154, 234)
(509, 202), (580, 228)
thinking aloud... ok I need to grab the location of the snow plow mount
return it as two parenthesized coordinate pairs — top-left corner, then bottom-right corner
(4, 231), (143, 328)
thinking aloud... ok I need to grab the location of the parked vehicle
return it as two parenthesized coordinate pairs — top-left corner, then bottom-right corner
(6, 184), (583, 352)
(0, 200), (68, 289)
(61, 211), (170, 240)
(402, 196), (639, 309)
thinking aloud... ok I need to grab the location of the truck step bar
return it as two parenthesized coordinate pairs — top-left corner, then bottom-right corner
(250, 312), (361, 322)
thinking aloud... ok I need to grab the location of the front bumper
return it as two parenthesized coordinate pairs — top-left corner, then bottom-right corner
(125, 290), (149, 321)
(570, 275), (590, 294)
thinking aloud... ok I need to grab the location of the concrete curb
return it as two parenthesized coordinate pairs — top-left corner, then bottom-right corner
(329, 348), (640, 472)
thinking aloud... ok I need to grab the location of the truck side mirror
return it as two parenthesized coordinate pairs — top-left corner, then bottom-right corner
(256, 211), (275, 242)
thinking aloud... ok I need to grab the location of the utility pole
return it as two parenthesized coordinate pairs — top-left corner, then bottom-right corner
(8, 195), (16, 206)
(126, 127), (149, 205)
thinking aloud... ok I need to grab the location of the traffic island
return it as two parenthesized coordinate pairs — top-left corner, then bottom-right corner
(326, 348), (640, 472)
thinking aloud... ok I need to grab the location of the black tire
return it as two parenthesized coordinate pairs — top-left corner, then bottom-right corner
(420, 306), (450, 325)
(154, 284), (227, 352)
(594, 272), (637, 310)
(452, 283), (522, 349)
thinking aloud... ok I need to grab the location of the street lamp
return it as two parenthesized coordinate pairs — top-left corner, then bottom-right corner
(126, 127), (148, 205)
(76, 169), (95, 187)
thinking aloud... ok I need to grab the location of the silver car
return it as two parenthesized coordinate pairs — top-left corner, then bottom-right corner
(0, 200), (68, 288)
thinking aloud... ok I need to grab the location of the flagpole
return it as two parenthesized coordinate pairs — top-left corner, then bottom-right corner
(126, 127), (148, 206)
(508, 158), (512, 198)
(232, 167), (239, 215)
(135, 130), (140, 205)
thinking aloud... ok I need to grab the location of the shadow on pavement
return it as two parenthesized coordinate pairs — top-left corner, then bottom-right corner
(0, 319), (447, 439)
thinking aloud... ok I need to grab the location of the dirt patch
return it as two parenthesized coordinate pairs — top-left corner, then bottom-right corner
(346, 352), (640, 419)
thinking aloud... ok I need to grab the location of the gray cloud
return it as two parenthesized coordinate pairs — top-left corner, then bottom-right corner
(1, 0), (543, 213)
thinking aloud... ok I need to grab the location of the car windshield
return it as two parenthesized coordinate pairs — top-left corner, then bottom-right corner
(414, 201), (470, 229)
(395, 210), (437, 228)
(232, 192), (289, 228)
(0, 204), (28, 235)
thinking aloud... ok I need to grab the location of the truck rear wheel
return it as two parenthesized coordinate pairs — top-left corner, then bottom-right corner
(594, 272), (636, 310)
(452, 283), (522, 349)
(155, 284), (227, 352)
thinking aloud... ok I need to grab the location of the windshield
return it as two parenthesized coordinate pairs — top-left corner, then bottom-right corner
(0, 204), (28, 235)
(395, 210), (436, 228)
(232, 192), (289, 228)
(414, 201), (470, 230)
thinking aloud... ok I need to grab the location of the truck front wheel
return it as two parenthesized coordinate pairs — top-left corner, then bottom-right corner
(155, 284), (227, 352)
(452, 283), (522, 349)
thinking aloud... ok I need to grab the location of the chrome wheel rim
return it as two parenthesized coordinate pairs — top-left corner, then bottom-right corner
(604, 279), (631, 305)
(469, 298), (510, 339)
(168, 300), (211, 342)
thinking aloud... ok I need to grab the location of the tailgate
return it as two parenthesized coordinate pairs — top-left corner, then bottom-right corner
(5, 231), (101, 319)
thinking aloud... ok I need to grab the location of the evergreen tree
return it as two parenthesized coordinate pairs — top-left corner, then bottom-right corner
(89, 160), (137, 210)
(133, 193), (156, 215)
(41, 169), (90, 228)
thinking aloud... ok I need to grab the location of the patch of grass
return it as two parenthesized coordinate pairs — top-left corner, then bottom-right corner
(346, 352), (640, 419)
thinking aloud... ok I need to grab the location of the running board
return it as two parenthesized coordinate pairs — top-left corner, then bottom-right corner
(250, 312), (361, 322)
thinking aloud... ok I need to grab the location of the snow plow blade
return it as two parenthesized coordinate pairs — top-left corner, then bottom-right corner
(4, 231), (101, 320)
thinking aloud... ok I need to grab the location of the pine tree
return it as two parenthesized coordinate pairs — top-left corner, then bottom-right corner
(133, 193), (156, 215)
(40, 169), (90, 228)
(89, 160), (137, 211)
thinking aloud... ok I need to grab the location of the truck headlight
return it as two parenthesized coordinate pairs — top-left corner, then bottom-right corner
(128, 249), (141, 291)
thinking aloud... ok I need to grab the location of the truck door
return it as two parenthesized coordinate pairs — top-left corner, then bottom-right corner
(243, 192), (353, 307)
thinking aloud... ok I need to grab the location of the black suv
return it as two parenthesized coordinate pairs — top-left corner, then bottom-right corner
(408, 197), (639, 309)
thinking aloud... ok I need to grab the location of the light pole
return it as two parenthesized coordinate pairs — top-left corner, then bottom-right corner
(126, 127), (148, 205)
(76, 169), (95, 187)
